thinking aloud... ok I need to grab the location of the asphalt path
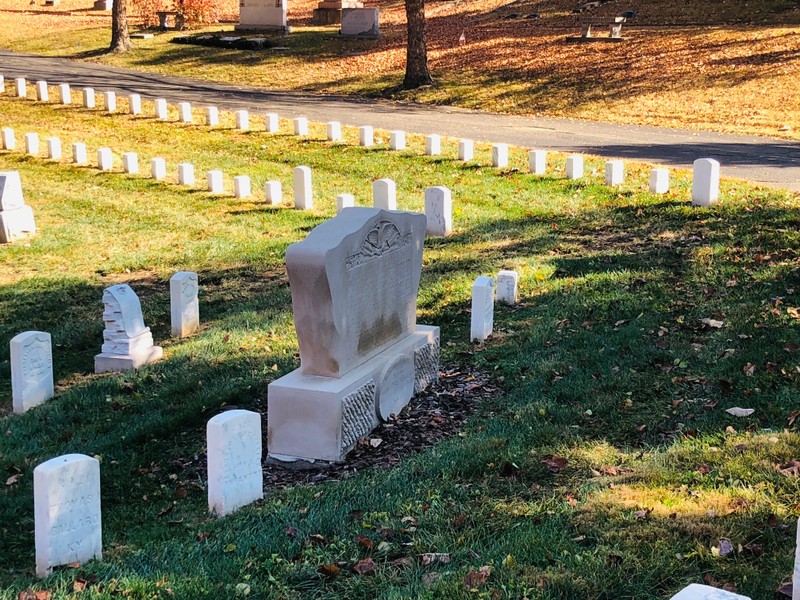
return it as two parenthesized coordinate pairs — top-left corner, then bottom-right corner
(1, 49), (798, 191)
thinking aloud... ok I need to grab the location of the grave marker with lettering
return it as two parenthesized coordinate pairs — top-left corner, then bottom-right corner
(2, 127), (15, 150)
(424, 186), (452, 237)
(82, 87), (95, 109)
(59, 83), (72, 105)
(25, 133), (39, 156)
(605, 160), (624, 186)
(122, 152), (138, 174)
(234, 175), (251, 198)
(151, 158), (166, 180)
(207, 170), (224, 194)
(470, 276), (495, 342)
(97, 147), (113, 171)
(0, 171), (37, 243)
(265, 180), (282, 205)
(327, 121), (342, 142)
(492, 143), (509, 168)
(72, 142), (87, 165)
(155, 98), (168, 120)
(293, 166), (313, 209)
(235, 110), (249, 130)
(103, 91), (116, 112)
(265, 113), (279, 133)
(649, 168), (669, 194)
(11, 331), (54, 413)
(205, 106), (219, 126)
(566, 155), (584, 180)
(359, 125), (374, 147)
(128, 93), (141, 115)
(496, 270), (518, 305)
(458, 139), (474, 162)
(692, 158), (720, 207)
(529, 149), (547, 175)
(425, 134), (441, 156)
(170, 271), (199, 338)
(178, 163), (195, 185)
(178, 102), (192, 123)
(47, 137), (62, 160)
(15, 77), (26, 98)
(35, 81), (49, 102)
(294, 117), (309, 136)
(390, 131), (406, 151)
(372, 178), (396, 210)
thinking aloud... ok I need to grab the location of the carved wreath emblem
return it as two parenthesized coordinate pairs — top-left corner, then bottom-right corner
(346, 221), (412, 270)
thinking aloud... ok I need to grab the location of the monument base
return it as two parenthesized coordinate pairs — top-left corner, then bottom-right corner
(234, 24), (291, 33)
(312, 8), (343, 25)
(94, 346), (163, 373)
(0, 205), (36, 243)
(92, 0), (112, 9)
(268, 325), (439, 465)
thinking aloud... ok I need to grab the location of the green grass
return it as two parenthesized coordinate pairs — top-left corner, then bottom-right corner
(2, 92), (800, 599)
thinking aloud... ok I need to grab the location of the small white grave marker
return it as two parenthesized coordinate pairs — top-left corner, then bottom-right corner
(178, 101), (192, 123)
(122, 152), (138, 174)
(128, 93), (141, 115)
(793, 517), (800, 600)
(293, 166), (312, 209)
(82, 87), (95, 109)
(471, 276), (495, 342)
(425, 134), (441, 156)
(566, 155), (584, 180)
(15, 77), (26, 98)
(235, 110), (249, 130)
(46, 137), (62, 160)
(692, 158), (720, 207)
(458, 139), (474, 162)
(336, 193), (355, 213)
(154, 98), (168, 120)
(178, 163), (195, 185)
(327, 121), (342, 142)
(207, 170), (224, 194)
(0, 171), (36, 243)
(359, 125), (374, 147)
(372, 178), (396, 210)
(294, 117), (309, 136)
(669, 584), (751, 600)
(25, 133), (39, 156)
(529, 149), (547, 175)
(35, 81), (48, 102)
(265, 113), (279, 133)
(264, 180), (282, 205)
(34, 454), (102, 578)
(2, 127), (15, 150)
(234, 175), (251, 198)
(0, 75), (4, 93)
(97, 147), (113, 171)
(170, 271), (199, 338)
(605, 160), (624, 186)
(649, 168), (670, 194)
(389, 131), (406, 151)
(151, 157), (166, 180)
(424, 186), (452, 237)
(58, 83), (71, 105)
(207, 410), (263, 517)
(72, 142), (87, 165)
(496, 270), (518, 305)
(205, 106), (219, 126)
(103, 90), (116, 112)
(492, 143), (509, 168)
(11, 331), (54, 414)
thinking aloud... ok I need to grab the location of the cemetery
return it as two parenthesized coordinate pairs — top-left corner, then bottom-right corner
(0, 38), (800, 600)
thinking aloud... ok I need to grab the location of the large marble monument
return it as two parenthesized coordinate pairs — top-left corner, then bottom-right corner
(237, 0), (288, 31)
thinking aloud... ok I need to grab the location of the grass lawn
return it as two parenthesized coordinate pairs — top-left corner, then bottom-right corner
(1, 90), (800, 599)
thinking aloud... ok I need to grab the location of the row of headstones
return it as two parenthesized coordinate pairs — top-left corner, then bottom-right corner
(470, 271), (517, 342)
(31, 408), (263, 577)
(1, 75), (722, 205)
(10, 276), (198, 414)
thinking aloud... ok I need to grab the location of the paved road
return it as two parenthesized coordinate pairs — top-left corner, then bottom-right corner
(1, 49), (798, 192)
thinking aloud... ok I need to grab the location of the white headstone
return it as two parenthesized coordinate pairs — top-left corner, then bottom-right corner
(238, 0), (287, 30)
(793, 517), (800, 600)
(265, 112), (279, 133)
(170, 271), (199, 338)
(359, 125), (374, 147)
(424, 186), (452, 237)
(649, 168), (669, 194)
(605, 160), (624, 186)
(340, 7), (379, 36)
(103, 90), (116, 112)
(122, 152), (138, 174)
(58, 83), (71, 105)
(0, 171), (36, 243)
(0, 75), (4, 93)
(235, 110), (249, 130)
(337, 193), (355, 213)
(234, 175), (251, 198)
(470, 276), (495, 342)
(15, 77), (26, 98)
(94, 283), (163, 372)
(425, 134), (441, 156)
(496, 270), (518, 305)
(529, 149), (547, 175)
(154, 98), (168, 120)
(72, 142), (87, 165)
(46, 137), (62, 160)
(669, 584), (751, 600)
(25, 133), (39, 156)
(207, 170), (224, 194)
(458, 139), (474, 162)
(178, 163), (195, 185)
(82, 87), (95, 109)
(293, 166), (312, 210)
(376, 354), (415, 421)
(151, 157), (166, 180)
(34, 454), (102, 578)
(205, 106), (219, 126)
(207, 410), (263, 517)
(327, 121), (342, 142)
(178, 101), (192, 123)
(97, 147), (113, 171)
(389, 130), (406, 151)
(372, 178), (396, 210)
(294, 117), (309, 136)
(492, 143), (509, 168)
(128, 93), (141, 115)
(11, 331), (54, 413)
(264, 180), (282, 205)
(692, 158), (720, 207)
(2, 127), (15, 150)
(566, 155), (584, 180)
(35, 80), (49, 102)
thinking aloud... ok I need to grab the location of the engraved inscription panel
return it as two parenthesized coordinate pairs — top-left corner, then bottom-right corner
(0, 171), (25, 211)
(208, 410), (263, 516)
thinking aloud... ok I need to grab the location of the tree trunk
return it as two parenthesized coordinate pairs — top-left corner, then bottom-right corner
(403, 0), (432, 89)
(110, 0), (133, 53)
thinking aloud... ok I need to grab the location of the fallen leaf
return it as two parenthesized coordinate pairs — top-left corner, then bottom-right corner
(5, 474), (21, 486)
(743, 362), (756, 376)
(701, 317), (724, 328)
(18, 591), (51, 600)
(369, 438), (382, 448)
(463, 565), (492, 589)
(352, 558), (377, 575)
(420, 552), (451, 566)
(776, 579), (793, 597)
(542, 455), (567, 473)
(726, 407), (755, 417)
(356, 535), (374, 550)
(317, 564), (340, 578)
(223, 543), (236, 553)
(633, 508), (652, 520)
(285, 526), (298, 538)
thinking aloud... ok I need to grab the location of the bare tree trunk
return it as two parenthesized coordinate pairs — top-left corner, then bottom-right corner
(110, 0), (134, 53)
(403, 0), (432, 89)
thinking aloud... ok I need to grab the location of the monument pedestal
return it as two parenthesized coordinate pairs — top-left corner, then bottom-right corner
(95, 346), (163, 373)
(0, 205), (36, 243)
(268, 325), (439, 465)
(312, 0), (363, 25)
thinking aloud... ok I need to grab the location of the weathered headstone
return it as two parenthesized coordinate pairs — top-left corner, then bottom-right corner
(496, 270), (518, 305)
(0, 75), (4, 93)
(207, 410), (263, 516)
(178, 163), (195, 185)
(235, 110), (249, 130)
(97, 147), (113, 171)
(72, 142), (87, 165)
(372, 178), (396, 210)
(59, 83), (71, 105)
(151, 158), (166, 180)
(15, 77), (26, 98)
(238, 0), (287, 31)
(178, 102), (192, 123)
(327, 121), (342, 142)
(25, 133), (39, 156)
(605, 160), (624, 186)
(268, 207), (439, 464)
(649, 168), (669, 194)
(122, 152), (138, 174)
(340, 7), (379, 37)
(34, 454), (102, 578)
(170, 271), (199, 338)
(234, 175), (251, 198)
(458, 139), (474, 162)
(492, 143), (509, 168)
(103, 91), (116, 112)
(82, 87), (95, 109)
(669, 584), (750, 600)
(11, 331), (54, 413)
(207, 170), (224, 194)
(294, 117), (309, 136)
(0, 171), (37, 243)
(389, 130), (406, 151)
(793, 517), (800, 600)
(35, 81), (49, 102)
(205, 106), (219, 126)
(359, 125), (374, 147)
(128, 93), (141, 115)
(424, 186), (452, 237)
(293, 166), (313, 209)
(265, 113), (279, 133)
(529, 149), (547, 175)
(264, 180), (282, 205)
(2, 127), (15, 150)
(94, 283), (163, 373)
(566, 155), (584, 180)
(46, 137), (62, 160)
(425, 134), (441, 156)
(337, 193), (355, 213)
(692, 158), (720, 207)
(470, 276), (495, 342)
(154, 98), (168, 120)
